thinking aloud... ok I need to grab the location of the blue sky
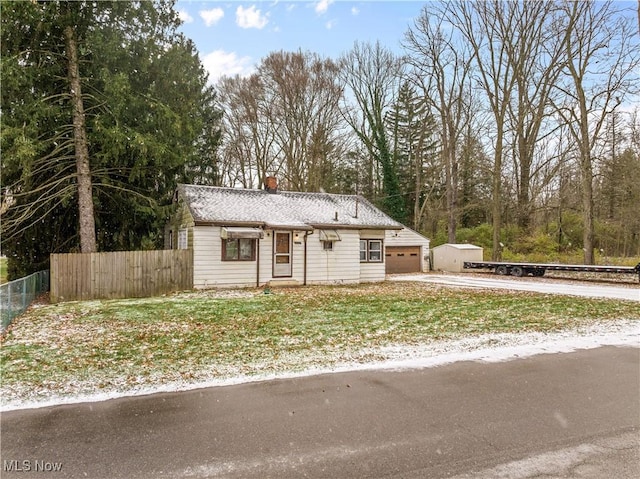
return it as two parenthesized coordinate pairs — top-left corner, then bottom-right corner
(175, 1), (426, 83)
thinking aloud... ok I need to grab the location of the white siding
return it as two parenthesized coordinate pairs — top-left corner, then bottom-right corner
(193, 225), (260, 288)
(290, 232), (305, 282)
(359, 262), (385, 282)
(258, 233), (272, 285)
(305, 230), (360, 285)
(359, 229), (386, 282)
(192, 226), (395, 289)
(432, 243), (483, 272)
(385, 227), (431, 272)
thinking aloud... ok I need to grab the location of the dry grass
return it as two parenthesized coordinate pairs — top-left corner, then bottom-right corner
(1, 281), (638, 405)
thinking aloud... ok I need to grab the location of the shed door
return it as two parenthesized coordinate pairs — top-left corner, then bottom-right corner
(385, 246), (421, 274)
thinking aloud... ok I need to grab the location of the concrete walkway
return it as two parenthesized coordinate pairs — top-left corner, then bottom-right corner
(390, 273), (640, 301)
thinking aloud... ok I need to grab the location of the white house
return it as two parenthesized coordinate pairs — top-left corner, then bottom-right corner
(166, 179), (430, 289)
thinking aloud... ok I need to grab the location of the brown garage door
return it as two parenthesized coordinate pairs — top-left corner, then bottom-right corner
(385, 246), (421, 274)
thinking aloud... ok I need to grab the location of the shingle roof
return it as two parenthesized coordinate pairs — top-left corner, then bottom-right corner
(177, 184), (403, 230)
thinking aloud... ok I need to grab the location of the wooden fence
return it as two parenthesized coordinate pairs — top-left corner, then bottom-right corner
(50, 249), (193, 302)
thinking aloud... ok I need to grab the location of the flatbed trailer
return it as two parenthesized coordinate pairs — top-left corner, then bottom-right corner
(463, 261), (640, 281)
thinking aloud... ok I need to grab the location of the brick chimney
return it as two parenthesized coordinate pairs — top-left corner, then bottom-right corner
(264, 176), (278, 194)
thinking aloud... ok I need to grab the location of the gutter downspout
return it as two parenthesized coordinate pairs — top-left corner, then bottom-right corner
(304, 230), (314, 286)
(256, 235), (261, 288)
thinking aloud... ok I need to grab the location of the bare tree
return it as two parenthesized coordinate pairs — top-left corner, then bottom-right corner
(437, 0), (569, 256)
(217, 74), (280, 188)
(554, 0), (640, 263)
(218, 51), (346, 192)
(502, 1), (566, 231)
(597, 111), (640, 256)
(440, 0), (519, 260)
(259, 51), (346, 191)
(339, 41), (407, 222)
(404, 7), (474, 242)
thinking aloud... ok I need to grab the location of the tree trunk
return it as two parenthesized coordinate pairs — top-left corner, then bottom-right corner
(492, 130), (503, 261)
(574, 82), (594, 265)
(516, 133), (532, 230)
(413, 150), (422, 232)
(580, 143), (595, 265)
(447, 127), (458, 243)
(64, 24), (96, 253)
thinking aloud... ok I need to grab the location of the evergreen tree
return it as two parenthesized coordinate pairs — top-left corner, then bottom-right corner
(386, 82), (437, 230)
(1, 0), (221, 277)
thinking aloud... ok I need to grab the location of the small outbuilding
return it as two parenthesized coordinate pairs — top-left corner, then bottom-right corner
(431, 243), (483, 273)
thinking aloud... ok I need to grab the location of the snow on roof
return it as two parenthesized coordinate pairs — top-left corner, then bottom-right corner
(177, 184), (403, 230)
(433, 243), (483, 250)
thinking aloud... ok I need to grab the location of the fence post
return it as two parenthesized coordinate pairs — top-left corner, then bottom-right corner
(31, 273), (36, 304)
(7, 282), (11, 324)
(21, 276), (26, 310)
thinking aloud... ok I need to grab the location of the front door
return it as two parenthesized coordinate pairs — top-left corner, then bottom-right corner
(273, 231), (292, 277)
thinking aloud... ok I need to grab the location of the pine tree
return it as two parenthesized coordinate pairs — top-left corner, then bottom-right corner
(1, 0), (221, 277)
(386, 82), (437, 230)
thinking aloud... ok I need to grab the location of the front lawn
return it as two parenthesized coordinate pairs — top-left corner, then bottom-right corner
(0, 257), (7, 284)
(1, 281), (638, 405)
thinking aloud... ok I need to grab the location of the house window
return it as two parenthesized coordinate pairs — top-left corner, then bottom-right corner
(223, 238), (256, 261)
(178, 229), (188, 249)
(360, 239), (383, 263)
(319, 230), (340, 252)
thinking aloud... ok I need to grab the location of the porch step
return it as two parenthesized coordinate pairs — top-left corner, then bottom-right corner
(267, 279), (301, 288)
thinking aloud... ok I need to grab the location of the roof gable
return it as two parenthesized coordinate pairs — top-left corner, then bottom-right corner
(177, 184), (402, 230)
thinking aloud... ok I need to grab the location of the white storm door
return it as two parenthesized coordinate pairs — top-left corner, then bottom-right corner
(273, 232), (292, 277)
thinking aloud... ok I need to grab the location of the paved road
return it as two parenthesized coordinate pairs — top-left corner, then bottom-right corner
(390, 273), (640, 301)
(2, 346), (638, 478)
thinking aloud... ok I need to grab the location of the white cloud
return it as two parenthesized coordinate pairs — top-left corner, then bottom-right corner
(326, 20), (336, 30)
(315, 0), (334, 15)
(200, 8), (225, 27)
(351, 7), (359, 16)
(236, 5), (269, 29)
(178, 9), (194, 24)
(202, 50), (255, 84)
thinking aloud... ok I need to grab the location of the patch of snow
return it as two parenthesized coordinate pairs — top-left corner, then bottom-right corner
(391, 273), (640, 301)
(1, 320), (638, 412)
(449, 430), (639, 478)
